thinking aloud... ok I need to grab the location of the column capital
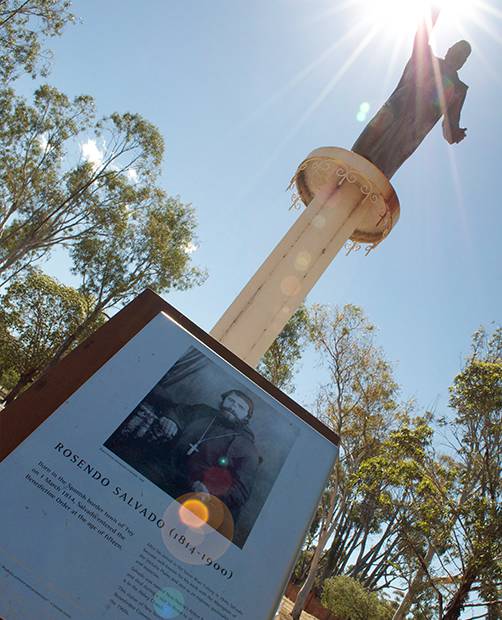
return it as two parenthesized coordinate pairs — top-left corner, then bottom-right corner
(292, 147), (400, 248)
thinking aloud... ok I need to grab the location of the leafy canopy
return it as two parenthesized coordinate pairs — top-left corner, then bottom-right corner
(0, 0), (75, 81)
(0, 268), (104, 394)
(0, 85), (164, 282)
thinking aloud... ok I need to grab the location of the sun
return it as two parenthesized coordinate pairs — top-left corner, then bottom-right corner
(355, 0), (480, 35)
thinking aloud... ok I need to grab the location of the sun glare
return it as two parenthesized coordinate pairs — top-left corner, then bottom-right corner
(356, 0), (479, 34)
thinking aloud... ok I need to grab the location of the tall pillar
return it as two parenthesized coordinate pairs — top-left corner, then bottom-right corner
(210, 147), (400, 367)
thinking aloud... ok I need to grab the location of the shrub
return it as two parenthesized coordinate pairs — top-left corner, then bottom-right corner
(321, 576), (393, 620)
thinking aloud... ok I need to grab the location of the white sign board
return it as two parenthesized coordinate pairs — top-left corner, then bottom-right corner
(0, 301), (338, 620)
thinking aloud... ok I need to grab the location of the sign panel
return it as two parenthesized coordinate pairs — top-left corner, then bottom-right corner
(0, 292), (338, 620)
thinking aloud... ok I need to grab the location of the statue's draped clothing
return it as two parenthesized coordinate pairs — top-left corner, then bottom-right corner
(352, 46), (462, 179)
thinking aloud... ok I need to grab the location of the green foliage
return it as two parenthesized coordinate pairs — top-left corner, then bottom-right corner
(441, 325), (502, 615)
(0, 322), (19, 390)
(450, 359), (502, 426)
(0, 269), (105, 398)
(308, 304), (399, 441)
(290, 318), (501, 620)
(291, 304), (418, 619)
(307, 305), (414, 584)
(257, 305), (309, 391)
(70, 189), (204, 311)
(7, 189), (206, 384)
(321, 576), (394, 620)
(0, 84), (165, 281)
(0, 2), (205, 400)
(390, 327), (502, 620)
(0, 0), (74, 81)
(0, 81), (203, 395)
(293, 549), (314, 583)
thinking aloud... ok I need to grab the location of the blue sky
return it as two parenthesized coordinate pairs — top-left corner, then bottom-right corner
(26, 0), (501, 412)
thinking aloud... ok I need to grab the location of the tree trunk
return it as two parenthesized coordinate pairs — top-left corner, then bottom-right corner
(291, 462), (340, 619)
(392, 546), (435, 620)
(291, 527), (329, 620)
(45, 315), (94, 370)
(3, 368), (37, 405)
(442, 563), (477, 620)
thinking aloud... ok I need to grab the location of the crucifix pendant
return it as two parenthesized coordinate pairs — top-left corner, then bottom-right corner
(187, 442), (199, 455)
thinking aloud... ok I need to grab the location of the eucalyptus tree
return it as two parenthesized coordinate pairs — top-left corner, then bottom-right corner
(0, 268), (104, 403)
(440, 327), (501, 619)
(291, 304), (404, 620)
(0, 84), (163, 284)
(2, 187), (204, 401)
(43, 189), (205, 365)
(290, 305), (457, 619)
(392, 326), (501, 620)
(0, 0), (74, 81)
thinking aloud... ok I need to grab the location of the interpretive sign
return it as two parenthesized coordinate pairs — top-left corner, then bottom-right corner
(0, 290), (339, 620)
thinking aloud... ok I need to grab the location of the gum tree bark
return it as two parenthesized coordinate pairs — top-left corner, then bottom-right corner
(291, 473), (340, 620)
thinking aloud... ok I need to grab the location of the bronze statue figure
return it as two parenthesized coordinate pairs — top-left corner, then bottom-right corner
(351, 7), (471, 179)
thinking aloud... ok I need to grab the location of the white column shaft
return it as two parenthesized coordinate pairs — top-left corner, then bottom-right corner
(210, 178), (370, 367)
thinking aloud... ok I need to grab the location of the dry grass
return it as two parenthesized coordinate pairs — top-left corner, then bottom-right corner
(276, 597), (319, 620)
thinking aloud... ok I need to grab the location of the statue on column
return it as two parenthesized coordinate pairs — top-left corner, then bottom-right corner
(351, 6), (471, 179)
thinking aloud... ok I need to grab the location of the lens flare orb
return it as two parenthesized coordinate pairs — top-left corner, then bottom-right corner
(217, 455), (229, 467)
(179, 499), (209, 528)
(153, 587), (185, 619)
(162, 493), (235, 564)
(356, 101), (371, 122)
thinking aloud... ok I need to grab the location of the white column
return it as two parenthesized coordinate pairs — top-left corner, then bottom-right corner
(211, 147), (399, 368)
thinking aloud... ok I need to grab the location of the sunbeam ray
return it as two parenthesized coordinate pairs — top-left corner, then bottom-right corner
(444, 145), (473, 253)
(301, 0), (358, 28)
(467, 9), (502, 44)
(477, 0), (502, 20)
(455, 20), (502, 85)
(291, 25), (380, 135)
(234, 26), (380, 202)
(233, 19), (368, 135)
(380, 31), (410, 102)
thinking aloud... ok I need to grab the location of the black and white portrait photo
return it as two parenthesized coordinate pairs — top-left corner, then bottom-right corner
(104, 346), (299, 548)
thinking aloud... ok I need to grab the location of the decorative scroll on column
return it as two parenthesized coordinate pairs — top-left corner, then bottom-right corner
(289, 149), (399, 254)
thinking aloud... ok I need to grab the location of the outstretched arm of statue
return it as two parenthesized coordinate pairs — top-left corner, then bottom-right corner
(412, 5), (441, 57)
(443, 81), (468, 144)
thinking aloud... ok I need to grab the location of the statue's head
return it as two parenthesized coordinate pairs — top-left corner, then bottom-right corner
(445, 40), (472, 70)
